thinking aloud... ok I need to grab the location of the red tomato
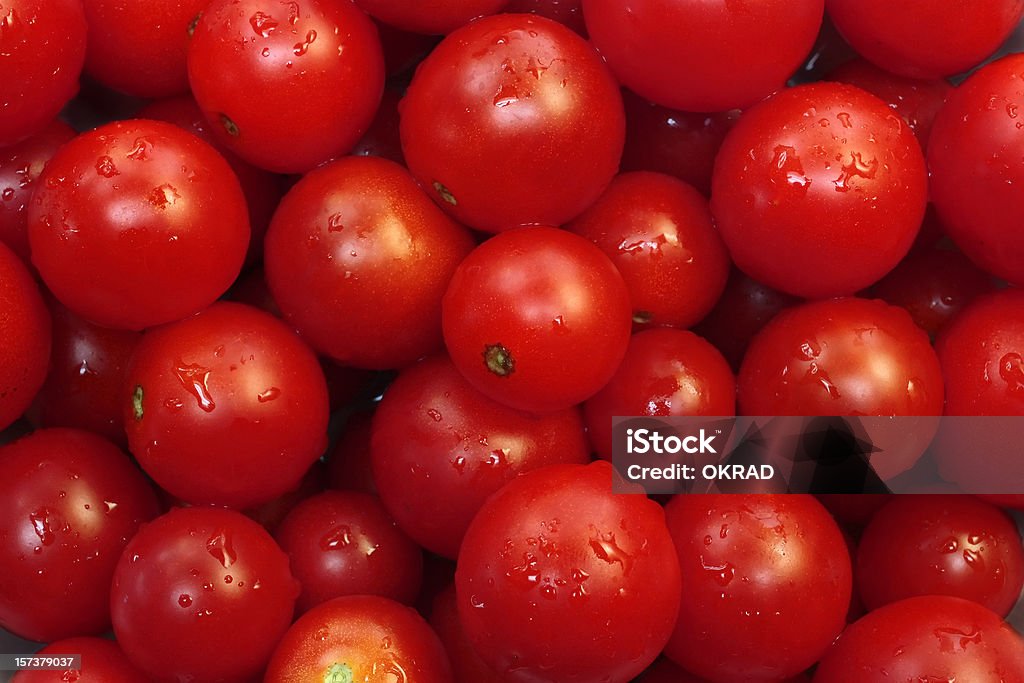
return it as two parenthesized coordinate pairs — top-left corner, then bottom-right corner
(583, 0), (824, 112)
(814, 596), (1024, 681)
(457, 461), (681, 683)
(825, 0), (1024, 78)
(567, 172), (730, 330)
(856, 496), (1024, 617)
(243, 460), (327, 535)
(505, 0), (585, 35)
(0, 429), (159, 642)
(663, 494), (851, 682)
(264, 595), (452, 683)
(430, 584), (504, 683)
(978, 495), (1024, 510)
(355, 0), (509, 34)
(929, 53), (1024, 285)
(0, 242), (50, 432)
(442, 226), (632, 413)
(11, 637), (147, 682)
(712, 83), (928, 298)
(264, 156), (475, 369)
(111, 507), (299, 683)
(187, 0), (385, 173)
(371, 354), (590, 558)
(124, 302), (329, 509)
(350, 87), (405, 165)
(28, 120), (250, 331)
(275, 490), (424, 614)
(0, 0), (86, 146)
(400, 14), (625, 233)
(584, 329), (736, 461)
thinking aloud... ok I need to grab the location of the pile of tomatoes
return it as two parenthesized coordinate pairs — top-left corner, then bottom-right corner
(2, 0), (1024, 681)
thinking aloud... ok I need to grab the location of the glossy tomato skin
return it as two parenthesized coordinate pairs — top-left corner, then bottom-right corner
(0, 242), (50, 433)
(11, 637), (148, 682)
(583, 0), (823, 112)
(567, 172), (730, 330)
(111, 507), (299, 683)
(28, 120), (250, 331)
(825, 0), (1024, 79)
(81, 0), (208, 97)
(265, 156), (475, 369)
(584, 329), (736, 461)
(712, 83), (928, 298)
(856, 496), (1024, 617)
(187, 0), (385, 173)
(371, 354), (590, 558)
(814, 596), (1024, 681)
(929, 54), (1024, 285)
(400, 14), (624, 233)
(275, 490), (424, 614)
(0, 120), (77, 264)
(124, 302), (329, 509)
(506, 0), (585, 35)
(264, 595), (452, 683)
(0, 0), (86, 146)
(0, 429), (159, 643)
(442, 227), (632, 413)
(457, 461), (681, 683)
(430, 584), (504, 683)
(664, 494), (851, 682)
(355, 0), (508, 34)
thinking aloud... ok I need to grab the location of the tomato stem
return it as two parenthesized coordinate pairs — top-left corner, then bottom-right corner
(323, 662), (353, 683)
(220, 114), (240, 137)
(432, 181), (458, 206)
(484, 343), (515, 377)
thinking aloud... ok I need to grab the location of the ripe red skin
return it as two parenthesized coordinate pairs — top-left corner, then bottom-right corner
(11, 637), (148, 682)
(430, 584), (504, 683)
(81, 0), (208, 98)
(265, 595), (453, 683)
(567, 172), (730, 330)
(327, 411), (378, 495)
(275, 490), (424, 614)
(28, 301), (141, 445)
(929, 54), (1024, 285)
(867, 248), (995, 338)
(584, 329), (736, 461)
(0, 429), (159, 643)
(856, 496), (1024, 617)
(693, 268), (800, 372)
(712, 83), (928, 298)
(371, 354), (590, 558)
(583, 0), (823, 112)
(0, 120), (76, 264)
(264, 156), (475, 369)
(825, 0), (1024, 79)
(506, 0), (585, 34)
(124, 303), (329, 509)
(828, 58), (952, 150)
(0, 242), (50, 432)
(0, 0), (86, 146)
(457, 461), (681, 683)
(350, 87), (405, 165)
(187, 0), (385, 173)
(664, 494), (851, 682)
(111, 507), (299, 683)
(243, 460), (326, 534)
(355, 0), (509, 34)
(400, 14), (625, 233)
(814, 596), (1024, 681)
(442, 226), (632, 413)
(638, 658), (810, 683)
(28, 119), (250, 331)
(978, 494), (1024, 510)
(620, 91), (739, 196)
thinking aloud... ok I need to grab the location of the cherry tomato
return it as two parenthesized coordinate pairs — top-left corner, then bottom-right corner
(0, 242), (50, 433)
(457, 461), (681, 683)
(567, 172), (730, 330)
(825, 0), (1024, 78)
(11, 637), (147, 682)
(400, 13), (625, 233)
(28, 119), (250, 331)
(929, 53), (1024, 285)
(243, 460), (327, 535)
(371, 354), (590, 558)
(265, 156), (475, 369)
(111, 507), (299, 682)
(663, 494), (851, 682)
(264, 595), (452, 683)
(355, 0), (509, 34)
(124, 302), (329, 509)
(187, 0), (385, 173)
(430, 583), (504, 683)
(583, 0), (824, 112)
(442, 226), (632, 413)
(712, 83), (928, 298)
(584, 329), (736, 461)
(814, 596), (1024, 681)
(0, 429), (159, 642)
(506, 0), (585, 35)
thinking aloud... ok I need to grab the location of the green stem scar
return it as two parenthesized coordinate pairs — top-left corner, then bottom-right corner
(433, 181), (457, 206)
(484, 344), (515, 377)
(220, 114), (240, 137)
(132, 385), (144, 421)
(187, 12), (202, 37)
(632, 310), (653, 325)
(323, 662), (352, 683)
